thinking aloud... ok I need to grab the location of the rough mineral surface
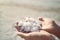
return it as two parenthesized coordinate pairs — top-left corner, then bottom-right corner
(15, 17), (41, 33)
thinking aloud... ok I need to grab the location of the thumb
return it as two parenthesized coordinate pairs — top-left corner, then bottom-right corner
(38, 17), (44, 21)
(38, 17), (44, 27)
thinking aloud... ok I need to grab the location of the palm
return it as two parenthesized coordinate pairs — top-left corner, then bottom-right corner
(41, 18), (54, 29)
(39, 18), (58, 33)
(17, 30), (54, 40)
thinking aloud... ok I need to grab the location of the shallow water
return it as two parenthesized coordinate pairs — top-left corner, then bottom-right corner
(0, 0), (60, 40)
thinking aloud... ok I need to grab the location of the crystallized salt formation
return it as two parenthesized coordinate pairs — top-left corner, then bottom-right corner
(15, 17), (41, 33)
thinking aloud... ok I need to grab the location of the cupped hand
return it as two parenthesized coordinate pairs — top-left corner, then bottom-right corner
(39, 17), (60, 38)
(17, 30), (54, 40)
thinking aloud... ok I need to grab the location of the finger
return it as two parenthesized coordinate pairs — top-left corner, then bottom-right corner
(40, 23), (42, 27)
(38, 17), (44, 21)
(15, 22), (22, 32)
(38, 17), (44, 27)
(15, 22), (19, 28)
(17, 32), (29, 39)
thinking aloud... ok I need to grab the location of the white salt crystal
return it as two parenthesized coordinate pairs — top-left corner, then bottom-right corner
(15, 17), (41, 33)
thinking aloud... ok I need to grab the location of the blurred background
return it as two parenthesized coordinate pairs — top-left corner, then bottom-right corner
(0, 0), (60, 40)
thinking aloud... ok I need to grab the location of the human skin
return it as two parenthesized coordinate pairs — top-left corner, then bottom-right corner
(15, 17), (60, 40)
(39, 17), (60, 38)
(15, 22), (20, 32)
(17, 30), (55, 40)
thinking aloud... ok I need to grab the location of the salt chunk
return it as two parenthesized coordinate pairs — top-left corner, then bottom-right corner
(15, 17), (41, 33)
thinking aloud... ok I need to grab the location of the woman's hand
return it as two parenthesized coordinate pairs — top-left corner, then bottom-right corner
(17, 30), (54, 40)
(39, 17), (60, 38)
